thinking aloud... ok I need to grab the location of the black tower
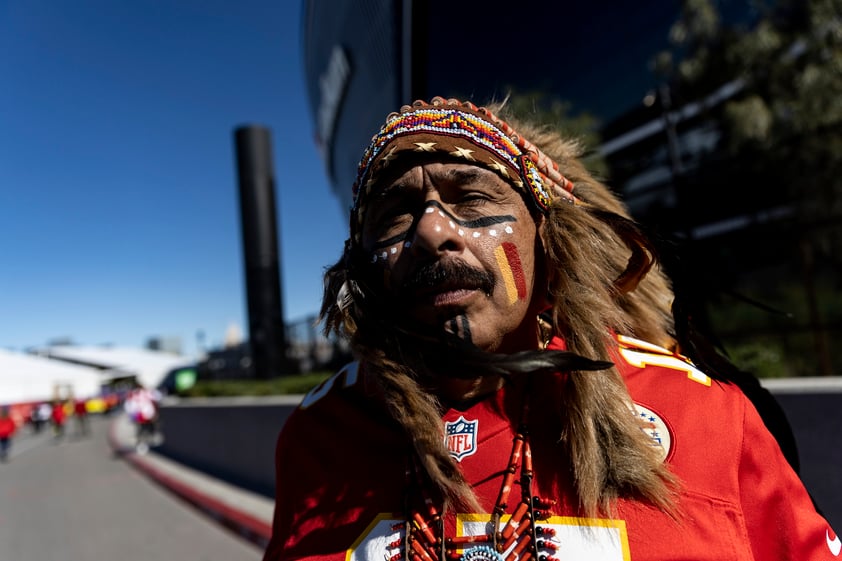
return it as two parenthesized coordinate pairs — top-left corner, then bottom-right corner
(234, 125), (287, 378)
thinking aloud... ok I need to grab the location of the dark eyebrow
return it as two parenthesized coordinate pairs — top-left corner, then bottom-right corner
(374, 164), (505, 201)
(371, 180), (408, 202)
(380, 169), (483, 192)
(443, 167), (510, 196)
(444, 168), (485, 184)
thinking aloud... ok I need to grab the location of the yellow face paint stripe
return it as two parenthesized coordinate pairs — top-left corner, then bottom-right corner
(495, 245), (518, 305)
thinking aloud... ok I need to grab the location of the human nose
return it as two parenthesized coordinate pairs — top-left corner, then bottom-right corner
(408, 201), (466, 257)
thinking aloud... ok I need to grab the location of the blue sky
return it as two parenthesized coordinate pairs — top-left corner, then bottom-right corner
(0, 1), (348, 357)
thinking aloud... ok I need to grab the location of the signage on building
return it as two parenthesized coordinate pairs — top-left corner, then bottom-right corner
(316, 45), (352, 169)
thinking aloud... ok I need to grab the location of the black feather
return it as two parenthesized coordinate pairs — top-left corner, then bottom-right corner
(393, 325), (611, 380)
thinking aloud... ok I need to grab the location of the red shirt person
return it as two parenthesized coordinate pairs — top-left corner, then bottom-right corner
(262, 97), (837, 560)
(51, 400), (67, 438)
(0, 407), (17, 461)
(267, 338), (836, 560)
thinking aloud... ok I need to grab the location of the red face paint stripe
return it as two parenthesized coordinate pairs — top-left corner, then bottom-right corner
(501, 242), (527, 300)
(495, 246), (518, 304)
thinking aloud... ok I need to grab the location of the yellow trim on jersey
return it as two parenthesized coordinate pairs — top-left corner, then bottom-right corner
(455, 513), (631, 561)
(617, 335), (711, 387)
(546, 516), (631, 560)
(617, 334), (674, 355)
(346, 513), (402, 561)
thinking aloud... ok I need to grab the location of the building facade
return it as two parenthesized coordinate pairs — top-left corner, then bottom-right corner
(301, 0), (840, 378)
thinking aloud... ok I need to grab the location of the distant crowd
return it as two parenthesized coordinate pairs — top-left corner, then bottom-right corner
(1, 382), (162, 461)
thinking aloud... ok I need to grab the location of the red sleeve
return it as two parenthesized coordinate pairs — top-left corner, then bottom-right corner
(738, 394), (839, 560)
(262, 407), (311, 561)
(261, 427), (289, 561)
(261, 363), (388, 561)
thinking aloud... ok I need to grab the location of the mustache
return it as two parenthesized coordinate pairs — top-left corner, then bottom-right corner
(397, 260), (495, 297)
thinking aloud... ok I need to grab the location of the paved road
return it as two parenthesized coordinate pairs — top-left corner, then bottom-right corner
(0, 415), (262, 561)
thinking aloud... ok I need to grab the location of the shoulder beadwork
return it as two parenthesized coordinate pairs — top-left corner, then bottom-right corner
(616, 335), (711, 387)
(299, 361), (360, 409)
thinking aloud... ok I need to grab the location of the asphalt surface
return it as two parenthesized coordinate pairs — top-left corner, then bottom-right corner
(0, 414), (264, 561)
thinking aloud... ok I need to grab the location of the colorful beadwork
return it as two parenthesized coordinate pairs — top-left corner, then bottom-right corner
(519, 156), (552, 212)
(398, 390), (560, 561)
(461, 545), (504, 561)
(354, 108), (524, 197)
(350, 97), (579, 245)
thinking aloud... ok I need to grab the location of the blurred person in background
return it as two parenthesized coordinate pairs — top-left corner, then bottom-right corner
(124, 385), (161, 454)
(30, 401), (51, 433)
(73, 397), (90, 437)
(262, 96), (836, 561)
(51, 399), (66, 440)
(0, 406), (17, 462)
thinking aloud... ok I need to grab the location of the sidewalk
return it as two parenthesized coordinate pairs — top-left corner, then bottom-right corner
(107, 412), (274, 551)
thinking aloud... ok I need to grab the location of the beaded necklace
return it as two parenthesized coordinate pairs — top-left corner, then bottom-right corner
(399, 390), (560, 561)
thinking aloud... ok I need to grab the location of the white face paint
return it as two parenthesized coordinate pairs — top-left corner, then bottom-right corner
(361, 160), (542, 353)
(371, 242), (405, 263)
(368, 204), (517, 263)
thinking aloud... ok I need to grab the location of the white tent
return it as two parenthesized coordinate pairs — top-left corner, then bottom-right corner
(41, 346), (192, 389)
(0, 348), (103, 405)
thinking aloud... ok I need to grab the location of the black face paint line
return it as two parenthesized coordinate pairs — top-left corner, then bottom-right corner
(370, 231), (409, 251)
(368, 200), (518, 256)
(446, 314), (473, 344)
(423, 200), (516, 229)
(460, 315), (472, 343)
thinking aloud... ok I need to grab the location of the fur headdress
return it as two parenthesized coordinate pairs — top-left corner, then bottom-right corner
(321, 96), (677, 516)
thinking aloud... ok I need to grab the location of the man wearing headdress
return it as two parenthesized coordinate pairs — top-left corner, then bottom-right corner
(262, 97), (836, 561)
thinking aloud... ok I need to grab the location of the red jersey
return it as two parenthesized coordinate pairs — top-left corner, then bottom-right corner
(51, 404), (65, 424)
(263, 335), (838, 560)
(0, 417), (16, 438)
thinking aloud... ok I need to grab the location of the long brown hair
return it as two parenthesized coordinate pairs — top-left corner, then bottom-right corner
(320, 99), (678, 517)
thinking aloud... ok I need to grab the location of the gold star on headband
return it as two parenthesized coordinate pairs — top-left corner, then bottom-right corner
(487, 158), (510, 178)
(413, 142), (437, 152)
(450, 146), (476, 161)
(380, 146), (399, 167)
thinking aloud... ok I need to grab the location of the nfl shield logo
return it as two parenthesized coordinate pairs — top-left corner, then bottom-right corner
(444, 416), (478, 462)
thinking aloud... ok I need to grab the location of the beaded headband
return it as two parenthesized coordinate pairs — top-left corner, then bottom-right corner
(350, 96), (577, 245)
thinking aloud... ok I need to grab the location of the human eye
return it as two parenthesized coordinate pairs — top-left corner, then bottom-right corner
(447, 185), (499, 218)
(364, 201), (412, 242)
(460, 190), (493, 204)
(448, 194), (488, 218)
(378, 208), (412, 234)
(444, 169), (503, 207)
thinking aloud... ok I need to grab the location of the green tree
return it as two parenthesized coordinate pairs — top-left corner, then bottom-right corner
(656, 0), (842, 376)
(661, 0), (841, 224)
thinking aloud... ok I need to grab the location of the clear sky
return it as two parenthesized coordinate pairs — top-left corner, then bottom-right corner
(0, 1), (348, 358)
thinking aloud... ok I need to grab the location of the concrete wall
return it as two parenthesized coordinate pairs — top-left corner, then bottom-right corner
(760, 378), (842, 531)
(156, 395), (301, 498)
(156, 379), (841, 529)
